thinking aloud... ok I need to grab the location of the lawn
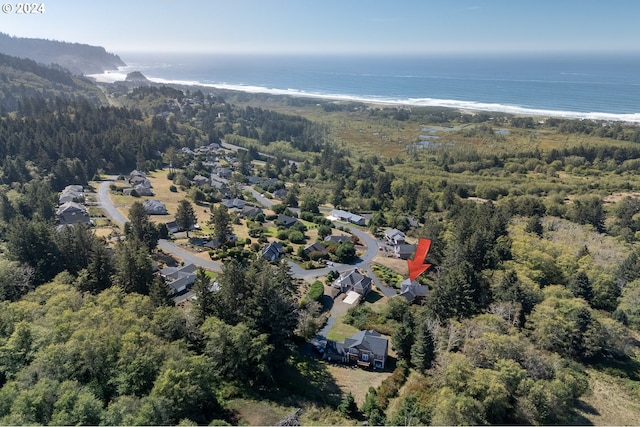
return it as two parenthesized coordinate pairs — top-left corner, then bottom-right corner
(326, 363), (392, 406)
(225, 398), (294, 426)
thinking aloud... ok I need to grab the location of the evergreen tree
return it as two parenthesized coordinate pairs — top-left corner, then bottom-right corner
(192, 268), (214, 325)
(569, 270), (593, 303)
(338, 392), (359, 419)
(126, 201), (159, 251)
(149, 276), (174, 308)
(175, 199), (197, 238)
(209, 204), (232, 245)
(392, 311), (414, 361)
(411, 320), (435, 372)
(113, 240), (154, 294)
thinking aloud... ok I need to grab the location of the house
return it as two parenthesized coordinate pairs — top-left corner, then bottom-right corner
(398, 279), (429, 304)
(259, 178), (280, 188)
(160, 263), (197, 295)
(123, 183), (154, 197)
(277, 214), (299, 228)
(324, 234), (352, 245)
(143, 199), (168, 215)
(262, 241), (284, 262)
(272, 188), (287, 200)
(328, 209), (366, 226)
(332, 268), (372, 296)
(325, 330), (388, 369)
(394, 243), (417, 260)
(214, 167), (232, 179)
(192, 174), (210, 187)
(57, 201), (91, 226)
(59, 185), (84, 204)
(304, 242), (329, 257)
(221, 198), (246, 210)
(166, 220), (179, 233)
(384, 228), (406, 245)
(129, 170), (146, 182)
(239, 205), (263, 218)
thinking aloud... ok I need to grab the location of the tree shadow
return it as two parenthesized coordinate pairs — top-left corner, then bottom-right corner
(246, 353), (343, 409)
(321, 294), (334, 312)
(365, 289), (383, 304)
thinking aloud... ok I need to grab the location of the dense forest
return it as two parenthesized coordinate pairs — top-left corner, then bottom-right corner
(1, 52), (640, 424)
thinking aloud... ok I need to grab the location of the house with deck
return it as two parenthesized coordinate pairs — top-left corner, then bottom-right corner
(325, 330), (388, 369)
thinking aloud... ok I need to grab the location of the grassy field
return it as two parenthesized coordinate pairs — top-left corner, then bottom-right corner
(578, 369), (640, 425)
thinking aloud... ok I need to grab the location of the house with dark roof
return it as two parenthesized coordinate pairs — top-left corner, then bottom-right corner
(261, 241), (285, 262)
(277, 214), (299, 228)
(398, 278), (429, 304)
(272, 188), (287, 200)
(304, 242), (329, 257)
(57, 201), (91, 226)
(332, 268), (372, 296)
(239, 205), (263, 218)
(325, 330), (388, 369)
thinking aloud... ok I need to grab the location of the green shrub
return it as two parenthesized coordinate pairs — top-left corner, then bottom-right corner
(307, 281), (324, 303)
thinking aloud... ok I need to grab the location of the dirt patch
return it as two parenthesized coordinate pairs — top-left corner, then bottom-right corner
(603, 191), (640, 204)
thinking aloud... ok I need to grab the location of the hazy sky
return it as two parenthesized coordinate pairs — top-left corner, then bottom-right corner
(2, 0), (639, 55)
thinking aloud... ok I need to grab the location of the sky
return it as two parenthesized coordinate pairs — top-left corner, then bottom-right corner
(1, 0), (639, 55)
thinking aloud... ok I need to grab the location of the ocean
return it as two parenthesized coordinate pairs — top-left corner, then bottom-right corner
(90, 53), (640, 122)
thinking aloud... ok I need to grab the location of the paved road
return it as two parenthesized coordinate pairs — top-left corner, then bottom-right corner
(97, 179), (223, 273)
(96, 178), (396, 297)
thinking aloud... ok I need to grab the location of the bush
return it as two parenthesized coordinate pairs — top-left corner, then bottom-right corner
(376, 364), (409, 409)
(307, 281), (324, 303)
(169, 185), (177, 192)
(288, 230), (305, 244)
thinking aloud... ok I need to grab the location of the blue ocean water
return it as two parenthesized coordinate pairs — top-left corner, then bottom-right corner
(100, 53), (640, 122)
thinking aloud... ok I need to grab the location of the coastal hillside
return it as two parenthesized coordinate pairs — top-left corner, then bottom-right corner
(0, 32), (125, 75)
(0, 52), (106, 110)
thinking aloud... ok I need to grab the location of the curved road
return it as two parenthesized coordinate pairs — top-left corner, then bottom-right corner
(97, 179), (396, 297)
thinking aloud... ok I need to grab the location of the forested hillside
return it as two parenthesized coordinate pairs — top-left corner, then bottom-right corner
(0, 32), (125, 75)
(1, 80), (640, 424)
(0, 53), (106, 111)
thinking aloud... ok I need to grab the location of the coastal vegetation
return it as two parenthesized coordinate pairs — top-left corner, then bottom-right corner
(1, 51), (640, 424)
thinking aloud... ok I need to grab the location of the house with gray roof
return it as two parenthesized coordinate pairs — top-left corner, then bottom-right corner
(160, 263), (198, 295)
(57, 201), (91, 226)
(262, 241), (284, 262)
(329, 209), (366, 226)
(384, 228), (406, 245)
(394, 243), (417, 260)
(398, 278), (429, 304)
(143, 199), (168, 215)
(325, 330), (388, 369)
(59, 185), (84, 204)
(324, 234), (352, 245)
(192, 174), (210, 187)
(332, 268), (372, 296)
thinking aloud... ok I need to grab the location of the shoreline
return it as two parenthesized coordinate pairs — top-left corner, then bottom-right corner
(88, 70), (640, 124)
